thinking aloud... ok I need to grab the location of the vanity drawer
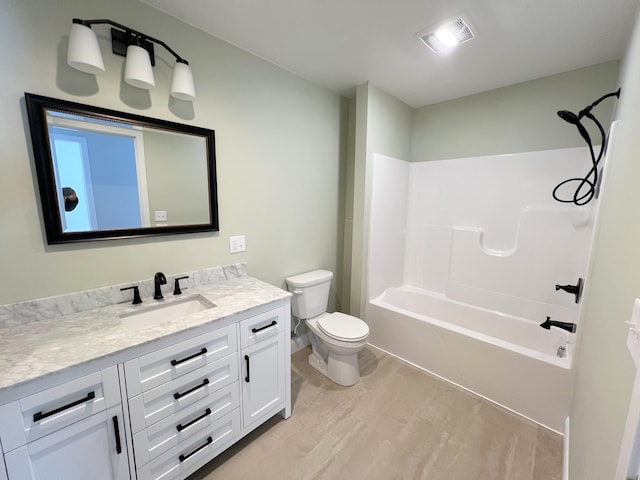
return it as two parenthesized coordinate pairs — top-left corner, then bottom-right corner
(129, 354), (238, 433)
(136, 409), (240, 480)
(125, 323), (237, 397)
(0, 366), (120, 452)
(239, 307), (285, 348)
(132, 383), (239, 467)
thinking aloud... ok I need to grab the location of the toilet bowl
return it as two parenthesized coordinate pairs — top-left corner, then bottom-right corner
(306, 312), (369, 386)
(285, 270), (369, 386)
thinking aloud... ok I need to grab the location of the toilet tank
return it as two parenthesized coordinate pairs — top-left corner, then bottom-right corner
(285, 270), (333, 319)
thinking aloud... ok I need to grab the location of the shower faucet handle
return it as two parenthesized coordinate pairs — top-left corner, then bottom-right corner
(555, 278), (584, 304)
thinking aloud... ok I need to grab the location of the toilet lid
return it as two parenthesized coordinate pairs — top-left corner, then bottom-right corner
(317, 313), (369, 342)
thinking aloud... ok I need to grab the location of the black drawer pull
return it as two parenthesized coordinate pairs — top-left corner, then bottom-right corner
(173, 379), (209, 400)
(245, 355), (250, 383)
(112, 416), (122, 454)
(176, 408), (212, 432)
(179, 436), (213, 463)
(33, 391), (96, 422)
(171, 347), (207, 367)
(251, 320), (277, 333)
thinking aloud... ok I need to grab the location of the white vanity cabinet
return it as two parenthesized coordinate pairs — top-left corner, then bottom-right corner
(0, 292), (291, 480)
(0, 366), (129, 480)
(124, 301), (291, 480)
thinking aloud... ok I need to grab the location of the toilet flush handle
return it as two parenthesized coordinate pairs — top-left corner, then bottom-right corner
(291, 290), (303, 295)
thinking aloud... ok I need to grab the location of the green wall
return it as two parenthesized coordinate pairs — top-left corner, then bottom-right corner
(570, 7), (640, 479)
(347, 83), (413, 317)
(0, 0), (347, 306)
(144, 129), (210, 226)
(412, 61), (620, 161)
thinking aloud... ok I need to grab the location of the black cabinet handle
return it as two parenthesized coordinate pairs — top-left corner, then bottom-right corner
(176, 408), (212, 432)
(171, 347), (207, 367)
(244, 355), (250, 383)
(112, 416), (122, 454)
(251, 320), (277, 333)
(33, 391), (96, 422)
(179, 436), (213, 462)
(173, 379), (209, 400)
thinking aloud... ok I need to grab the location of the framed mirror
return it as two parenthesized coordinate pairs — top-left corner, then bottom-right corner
(25, 93), (218, 244)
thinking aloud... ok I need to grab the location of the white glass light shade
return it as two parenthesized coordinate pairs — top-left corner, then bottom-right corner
(124, 45), (155, 90)
(67, 23), (105, 74)
(170, 62), (196, 101)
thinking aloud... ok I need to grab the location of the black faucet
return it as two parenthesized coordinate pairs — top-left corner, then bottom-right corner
(555, 278), (583, 304)
(120, 285), (142, 305)
(173, 275), (189, 295)
(154, 272), (167, 300)
(540, 316), (577, 333)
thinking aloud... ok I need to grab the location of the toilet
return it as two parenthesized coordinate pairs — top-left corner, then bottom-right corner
(285, 270), (369, 386)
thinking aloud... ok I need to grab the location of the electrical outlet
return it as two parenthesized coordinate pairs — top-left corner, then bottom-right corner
(154, 210), (167, 222)
(229, 235), (246, 253)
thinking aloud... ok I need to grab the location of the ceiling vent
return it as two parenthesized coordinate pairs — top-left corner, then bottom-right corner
(419, 17), (475, 53)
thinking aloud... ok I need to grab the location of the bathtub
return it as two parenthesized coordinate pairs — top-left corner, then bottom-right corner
(366, 286), (574, 432)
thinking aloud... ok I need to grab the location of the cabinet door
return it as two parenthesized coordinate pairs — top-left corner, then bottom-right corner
(241, 333), (285, 429)
(4, 405), (129, 480)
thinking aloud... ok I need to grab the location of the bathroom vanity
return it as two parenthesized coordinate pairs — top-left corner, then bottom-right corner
(0, 268), (291, 480)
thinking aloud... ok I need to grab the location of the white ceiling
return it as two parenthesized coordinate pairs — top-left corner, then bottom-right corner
(140, 0), (639, 108)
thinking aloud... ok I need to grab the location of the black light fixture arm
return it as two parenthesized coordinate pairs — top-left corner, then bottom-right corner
(72, 18), (189, 65)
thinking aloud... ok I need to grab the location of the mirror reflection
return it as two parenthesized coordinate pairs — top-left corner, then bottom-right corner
(25, 93), (218, 243)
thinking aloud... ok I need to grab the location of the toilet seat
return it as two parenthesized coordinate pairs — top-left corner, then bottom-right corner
(317, 313), (369, 342)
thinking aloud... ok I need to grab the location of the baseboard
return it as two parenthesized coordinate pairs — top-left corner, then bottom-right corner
(563, 416), (569, 480)
(291, 333), (310, 353)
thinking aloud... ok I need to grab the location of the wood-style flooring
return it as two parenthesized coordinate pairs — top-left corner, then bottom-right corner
(188, 345), (562, 480)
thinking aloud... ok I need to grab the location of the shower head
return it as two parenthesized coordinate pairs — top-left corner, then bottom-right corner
(553, 88), (621, 206)
(557, 89), (620, 125)
(557, 109), (592, 144)
(557, 110), (580, 124)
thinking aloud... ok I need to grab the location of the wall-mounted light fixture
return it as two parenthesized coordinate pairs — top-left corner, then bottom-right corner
(67, 18), (195, 101)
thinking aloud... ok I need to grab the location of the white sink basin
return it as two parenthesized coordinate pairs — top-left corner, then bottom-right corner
(119, 295), (216, 330)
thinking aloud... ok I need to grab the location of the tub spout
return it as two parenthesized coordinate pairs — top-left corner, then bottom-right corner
(555, 278), (583, 304)
(540, 316), (576, 333)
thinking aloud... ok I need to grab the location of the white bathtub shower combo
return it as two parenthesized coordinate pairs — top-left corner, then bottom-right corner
(366, 147), (604, 432)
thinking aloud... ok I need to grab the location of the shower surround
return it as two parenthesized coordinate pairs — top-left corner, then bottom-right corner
(366, 148), (598, 432)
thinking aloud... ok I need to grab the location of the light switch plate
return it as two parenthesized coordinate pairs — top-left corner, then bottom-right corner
(229, 235), (246, 253)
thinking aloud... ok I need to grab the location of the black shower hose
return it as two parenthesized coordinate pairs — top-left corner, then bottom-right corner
(552, 113), (606, 206)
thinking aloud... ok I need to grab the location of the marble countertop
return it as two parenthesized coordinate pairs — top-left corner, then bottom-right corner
(0, 276), (290, 396)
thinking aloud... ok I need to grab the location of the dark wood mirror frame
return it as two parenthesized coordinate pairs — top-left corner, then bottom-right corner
(25, 93), (219, 244)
